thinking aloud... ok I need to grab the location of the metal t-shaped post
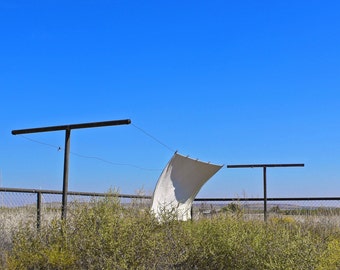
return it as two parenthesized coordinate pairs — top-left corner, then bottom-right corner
(12, 119), (131, 220)
(227, 163), (304, 222)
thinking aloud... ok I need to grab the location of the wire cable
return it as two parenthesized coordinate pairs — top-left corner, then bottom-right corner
(18, 135), (161, 171)
(20, 135), (61, 150)
(131, 123), (176, 153)
(69, 152), (160, 171)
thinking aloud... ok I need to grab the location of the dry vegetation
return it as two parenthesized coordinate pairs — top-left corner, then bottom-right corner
(1, 193), (340, 269)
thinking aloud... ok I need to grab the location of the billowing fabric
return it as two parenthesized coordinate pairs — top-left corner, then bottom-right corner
(151, 152), (223, 221)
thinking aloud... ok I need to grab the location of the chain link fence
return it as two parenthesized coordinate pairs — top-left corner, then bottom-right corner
(0, 187), (151, 253)
(193, 198), (340, 226)
(0, 188), (150, 225)
(1, 188), (340, 233)
(1, 187), (339, 267)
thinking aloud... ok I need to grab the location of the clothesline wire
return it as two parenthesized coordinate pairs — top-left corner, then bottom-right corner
(69, 152), (160, 171)
(20, 135), (60, 150)
(131, 123), (176, 153)
(19, 123), (220, 169)
(18, 135), (161, 171)
(131, 123), (225, 166)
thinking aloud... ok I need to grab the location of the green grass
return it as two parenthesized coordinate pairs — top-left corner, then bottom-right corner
(2, 193), (340, 269)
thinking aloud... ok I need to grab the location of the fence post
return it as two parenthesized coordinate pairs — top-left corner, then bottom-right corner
(37, 191), (41, 230)
(263, 167), (267, 222)
(61, 128), (71, 220)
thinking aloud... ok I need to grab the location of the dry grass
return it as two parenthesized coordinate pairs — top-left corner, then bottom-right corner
(1, 195), (339, 269)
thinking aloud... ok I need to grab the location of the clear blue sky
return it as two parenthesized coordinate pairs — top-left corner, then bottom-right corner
(1, 1), (339, 198)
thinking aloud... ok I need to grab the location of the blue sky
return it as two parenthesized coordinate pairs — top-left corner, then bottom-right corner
(0, 1), (339, 198)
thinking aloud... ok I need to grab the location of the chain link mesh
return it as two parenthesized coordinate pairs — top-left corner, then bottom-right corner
(192, 199), (340, 226)
(1, 190), (340, 232)
(0, 190), (153, 234)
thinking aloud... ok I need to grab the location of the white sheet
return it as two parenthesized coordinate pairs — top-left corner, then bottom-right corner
(151, 152), (223, 221)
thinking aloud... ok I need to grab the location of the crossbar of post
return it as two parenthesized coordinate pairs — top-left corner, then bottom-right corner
(12, 119), (131, 220)
(11, 119), (131, 135)
(227, 163), (304, 222)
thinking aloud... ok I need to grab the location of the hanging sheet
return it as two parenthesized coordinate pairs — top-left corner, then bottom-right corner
(151, 152), (223, 221)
